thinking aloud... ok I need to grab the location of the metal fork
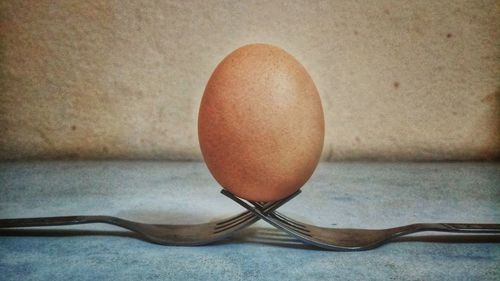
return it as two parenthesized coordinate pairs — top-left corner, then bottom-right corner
(222, 190), (500, 251)
(0, 191), (299, 246)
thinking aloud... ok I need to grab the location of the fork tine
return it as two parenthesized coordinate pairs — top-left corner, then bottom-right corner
(217, 189), (302, 229)
(216, 212), (252, 226)
(215, 199), (280, 229)
(214, 212), (254, 230)
(248, 192), (307, 230)
(272, 212), (308, 230)
(213, 214), (256, 234)
(251, 202), (309, 231)
(249, 190), (302, 213)
(266, 214), (312, 237)
(214, 196), (293, 231)
(269, 213), (311, 236)
(221, 190), (313, 237)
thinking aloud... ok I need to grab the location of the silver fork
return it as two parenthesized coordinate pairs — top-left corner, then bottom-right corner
(0, 191), (299, 246)
(222, 190), (500, 251)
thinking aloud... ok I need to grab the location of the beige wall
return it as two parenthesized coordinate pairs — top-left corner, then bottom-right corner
(1, 0), (498, 161)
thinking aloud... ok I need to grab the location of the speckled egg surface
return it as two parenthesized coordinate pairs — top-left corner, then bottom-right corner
(198, 44), (324, 202)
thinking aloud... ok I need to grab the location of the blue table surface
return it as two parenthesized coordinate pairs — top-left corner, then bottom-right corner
(0, 161), (499, 281)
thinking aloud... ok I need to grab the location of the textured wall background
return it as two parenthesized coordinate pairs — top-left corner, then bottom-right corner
(0, 0), (498, 161)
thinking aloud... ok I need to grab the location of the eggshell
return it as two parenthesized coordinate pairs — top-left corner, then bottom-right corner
(198, 44), (324, 202)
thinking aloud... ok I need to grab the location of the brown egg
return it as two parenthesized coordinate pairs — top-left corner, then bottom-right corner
(198, 44), (324, 202)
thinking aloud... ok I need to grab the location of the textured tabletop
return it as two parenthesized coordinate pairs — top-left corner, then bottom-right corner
(0, 161), (499, 280)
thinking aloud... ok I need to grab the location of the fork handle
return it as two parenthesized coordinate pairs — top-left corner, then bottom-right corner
(0, 216), (114, 228)
(412, 223), (500, 233)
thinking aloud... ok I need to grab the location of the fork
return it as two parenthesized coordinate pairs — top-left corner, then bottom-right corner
(0, 191), (299, 246)
(222, 190), (500, 251)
